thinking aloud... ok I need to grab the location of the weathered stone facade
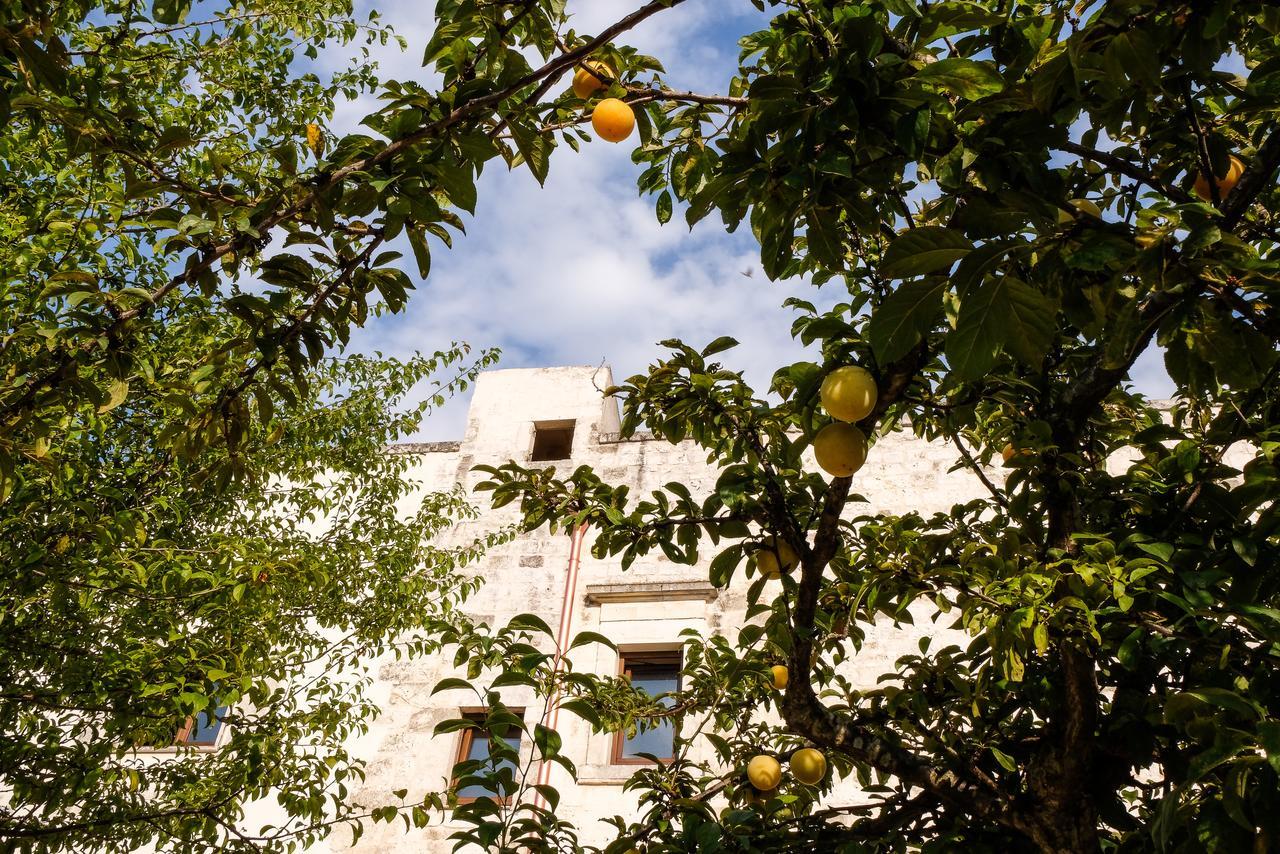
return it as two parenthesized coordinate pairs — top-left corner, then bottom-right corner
(309, 365), (993, 851)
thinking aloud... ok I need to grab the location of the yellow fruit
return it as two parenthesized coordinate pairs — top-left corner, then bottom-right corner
(1056, 198), (1101, 223)
(757, 537), (798, 579)
(747, 755), (782, 791)
(813, 422), (868, 478)
(1002, 443), (1032, 464)
(572, 60), (613, 99)
(591, 98), (635, 143)
(790, 747), (827, 785)
(769, 665), (788, 691)
(305, 123), (323, 157)
(819, 366), (877, 423)
(1194, 154), (1245, 202)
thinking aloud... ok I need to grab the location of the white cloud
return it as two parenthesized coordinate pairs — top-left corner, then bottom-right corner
(349, 132), (823, 440)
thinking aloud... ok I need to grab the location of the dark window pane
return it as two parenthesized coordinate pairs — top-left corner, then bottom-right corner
(185, 705), (227, 745)
(457, 730), (522, 800)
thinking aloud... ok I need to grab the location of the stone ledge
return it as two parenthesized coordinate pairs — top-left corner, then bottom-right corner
(575, 765), (637, 785)
(596, 431), (657, 444)
(386, 401), (1178, 455)
(583, 580), (717, 605)
(387, 441), (463, 454)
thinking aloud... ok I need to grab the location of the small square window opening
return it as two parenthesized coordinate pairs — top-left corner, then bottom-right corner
(530, 420), (575, 462)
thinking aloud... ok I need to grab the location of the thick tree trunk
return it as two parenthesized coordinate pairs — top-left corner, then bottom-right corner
(1025, 749), (1101, 853)
(1029, 815), (1101, 854)
(1032, 476), (1101, 854)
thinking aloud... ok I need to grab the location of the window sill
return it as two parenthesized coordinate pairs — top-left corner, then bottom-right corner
(132, 743), (221, 755)
(576, 764), (647, 785)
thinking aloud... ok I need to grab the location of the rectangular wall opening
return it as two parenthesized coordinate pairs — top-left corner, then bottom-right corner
(530, 420), (575, 461)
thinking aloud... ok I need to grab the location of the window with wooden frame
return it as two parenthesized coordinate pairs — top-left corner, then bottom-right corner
(175, 704), (228, 747)
(453, 711), (524, 804)
(612, 650), (681, 765)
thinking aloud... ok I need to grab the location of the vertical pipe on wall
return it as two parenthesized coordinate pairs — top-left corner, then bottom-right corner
(529, 522), (587, 809)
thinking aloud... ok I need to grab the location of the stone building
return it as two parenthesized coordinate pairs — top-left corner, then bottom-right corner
(246, 364), (991, 851)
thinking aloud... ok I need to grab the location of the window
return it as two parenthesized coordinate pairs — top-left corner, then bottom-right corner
(530, 420), (575, 461)
(175, 704), (228, 747)
(453, 712), (524, 804)
(612, 650), (681, 764)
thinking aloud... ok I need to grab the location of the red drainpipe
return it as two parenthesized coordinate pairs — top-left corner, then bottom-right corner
(530, 522), (587, 808)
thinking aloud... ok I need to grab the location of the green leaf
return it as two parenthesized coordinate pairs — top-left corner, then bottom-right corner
(701, 336), (738, 357)
(868, 278), (946, 363)
(806, 207), (844, 268)
(656, 190), (672, 225)
(715, 465), (754, 510)
(1033, 623), (1049, 655)
(1186, 737), (1246, 783)
(431, 677), (474, 695)
(510, 121), (551, 185)
(880, 227), (972, 279)
(433, 717), (479, 736)
(913, 58), (1005, 99)
(709, 545), (743, 588)
(490, 670), (536, 688)
(407, 228), (432, 279)
(534, 724), (562, 759)
(568, 631), (617, 651)
(507, 613), (554, 637)
(945, 276), (1055, 379)
(990, 746), (1017, 772)
(98, 378), (129, 413)
(1260, 722), (1280, 774)
(558, 699), (602, 727)
(1184, 688), (1261, 720)
(151, 0), (192, 26)
(749, 74), (801, 101)
(432, 162), (477, 214)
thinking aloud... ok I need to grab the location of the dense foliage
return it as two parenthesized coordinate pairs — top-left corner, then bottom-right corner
(0, 1), (506, 850)
(466, 0), (1280, 852)
(6, 0), (1280, 851)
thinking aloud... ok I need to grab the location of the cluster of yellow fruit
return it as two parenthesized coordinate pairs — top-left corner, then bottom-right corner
(746, 748), (828, 800)
(572, 60), (635, 144)
(814, 366), (877, 478)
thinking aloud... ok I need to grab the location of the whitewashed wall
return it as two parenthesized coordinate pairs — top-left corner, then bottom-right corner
(263, 364), (995, 852)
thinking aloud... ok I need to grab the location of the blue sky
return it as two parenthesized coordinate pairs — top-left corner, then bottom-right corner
(318, 0), (1174, 440)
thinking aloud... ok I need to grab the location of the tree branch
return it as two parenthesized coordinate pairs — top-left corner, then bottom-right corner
(1056, 140), (1191, 204)
(0, 0), (688, 426)
(1220, 128), (1280, 229)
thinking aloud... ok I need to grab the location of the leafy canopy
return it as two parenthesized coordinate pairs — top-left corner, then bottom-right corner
(467, 0), (1280, 851)
(7, 0), (1280, 851)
